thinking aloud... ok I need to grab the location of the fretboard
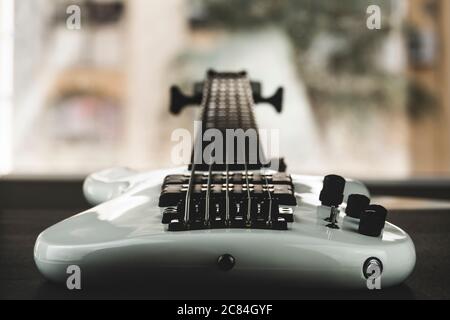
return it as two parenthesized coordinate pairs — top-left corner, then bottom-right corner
(192, 71), (265, 170)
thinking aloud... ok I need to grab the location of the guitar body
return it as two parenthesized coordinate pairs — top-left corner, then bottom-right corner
(34, 166), (415, 289)
(34, 71), (415, 290)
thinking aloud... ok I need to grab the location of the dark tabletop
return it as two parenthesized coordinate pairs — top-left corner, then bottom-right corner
(1, 206), (450, 300)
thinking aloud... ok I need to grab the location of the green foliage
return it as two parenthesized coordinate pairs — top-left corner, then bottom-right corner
(198, 0), (405, 114)
(202, 0), (391, 74)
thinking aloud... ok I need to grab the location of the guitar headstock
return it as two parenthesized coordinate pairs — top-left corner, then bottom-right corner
(169, 77), (283, 114)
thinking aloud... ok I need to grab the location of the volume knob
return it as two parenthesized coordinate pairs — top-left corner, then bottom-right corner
(345, 194), (370, 219)
(319, 174), (346, 207)
(359, 205), (388, 237)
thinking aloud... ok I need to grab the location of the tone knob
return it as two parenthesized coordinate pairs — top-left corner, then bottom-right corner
(345, 194), (370, 219)
(358, 205), (388, 237)
(319, 174), (346, 207)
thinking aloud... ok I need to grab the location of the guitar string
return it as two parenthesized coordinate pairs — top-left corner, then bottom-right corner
(263, 171), (273, 225)
(225, 163), (230, 225)
(224, 76), (234, 226)
(185, 71), (213, 227)
(241, 76), (252, 224)
(242, 75), (255, 225)
(237, 74), (270, 227)
(205, 75), (216, 226)
(184, 162), (196, 226)
(204, 75), (226, 226)
(244, 151), (252, 225)
(204, 162), (212, 226)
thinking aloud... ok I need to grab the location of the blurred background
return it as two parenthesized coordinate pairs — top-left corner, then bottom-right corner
(1, 0), (449, 179)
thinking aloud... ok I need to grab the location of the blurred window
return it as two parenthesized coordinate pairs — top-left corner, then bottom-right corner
(2, 0), (450, 179)
(0, 0), (14, 174)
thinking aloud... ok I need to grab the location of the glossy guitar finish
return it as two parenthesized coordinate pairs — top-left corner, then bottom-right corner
(34, 166), (416, 289)
(34, 71), (416, 290)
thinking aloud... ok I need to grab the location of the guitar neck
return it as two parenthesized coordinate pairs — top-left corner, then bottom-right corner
(191, 71), (265, 171)
(162, 70), (294, 232)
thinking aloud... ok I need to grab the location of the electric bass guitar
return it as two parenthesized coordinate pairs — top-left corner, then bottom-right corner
(34, 70), (415, 289)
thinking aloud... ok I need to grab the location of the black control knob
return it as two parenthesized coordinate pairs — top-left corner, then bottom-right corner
(345, 194), (370, 219)
(359, 205), (388, 237)
(319, 174), (346, 207)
